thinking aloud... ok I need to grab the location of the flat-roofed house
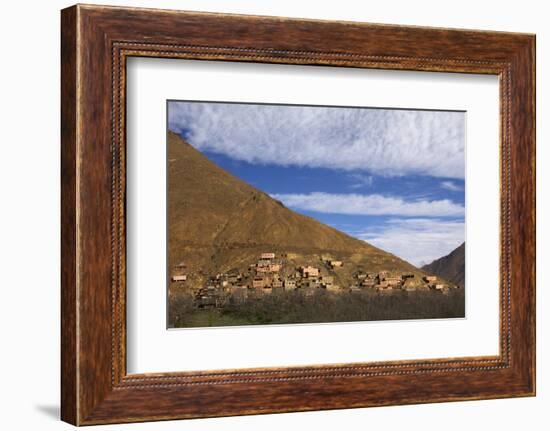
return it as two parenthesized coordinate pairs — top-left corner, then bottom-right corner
(268, 263), (281, 272)
(171, 275), (187, 282)
(301, 266), (320, 278)
(252, 277), (267, 288)
(386, 276), (402, 287)
(424, 275), (437, 283)
(361, 278), (376, 288)
(329, 260), (343, 268)
(304, 279), (320, 288)
(257, 263), (281, 273)
(320, 275), (334, 287)
(261, 252), (276, 259)
(272, 278), (283, 288)
(284, 279), (297, 290)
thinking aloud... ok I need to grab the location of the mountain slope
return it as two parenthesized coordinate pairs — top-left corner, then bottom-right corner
(422, 242), (465, 288)
(167, 131), (426, 289)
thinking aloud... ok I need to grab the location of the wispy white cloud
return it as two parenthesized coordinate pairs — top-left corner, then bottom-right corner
(357, 218), (465, 266)
(271, 192), (465, 217)
(440, 180), (463, 192)
(348, 173), (374, 189)
(168, 102), (465, 179)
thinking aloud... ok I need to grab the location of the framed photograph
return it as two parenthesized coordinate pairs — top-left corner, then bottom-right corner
(61, 4), (535, 425)
(164, 100), (466, 329)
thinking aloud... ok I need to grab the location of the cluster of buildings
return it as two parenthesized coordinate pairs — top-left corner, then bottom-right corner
(354, 271), (455, 293)
(170, 252), (457, 309)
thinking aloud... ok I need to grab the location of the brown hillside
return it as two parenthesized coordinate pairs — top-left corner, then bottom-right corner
(167, 131), (426, 290)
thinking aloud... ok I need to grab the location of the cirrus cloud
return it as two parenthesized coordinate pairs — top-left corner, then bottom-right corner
(168, 101), (465, 179)
(440, 180), (463, 192)
(271, 192), (464, 217)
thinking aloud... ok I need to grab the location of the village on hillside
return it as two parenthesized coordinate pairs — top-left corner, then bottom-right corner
(170, 252), (459, 310)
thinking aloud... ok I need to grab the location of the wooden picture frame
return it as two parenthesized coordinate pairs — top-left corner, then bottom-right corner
(61, 4), (535, 425)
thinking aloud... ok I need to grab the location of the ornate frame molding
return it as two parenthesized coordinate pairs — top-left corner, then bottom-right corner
(61, 5), (535, 425)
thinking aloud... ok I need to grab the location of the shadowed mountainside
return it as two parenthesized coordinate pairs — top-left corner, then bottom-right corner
(422, 242), (465, 288)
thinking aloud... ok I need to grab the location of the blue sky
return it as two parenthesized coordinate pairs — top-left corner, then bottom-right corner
(168, 101), (465, 266)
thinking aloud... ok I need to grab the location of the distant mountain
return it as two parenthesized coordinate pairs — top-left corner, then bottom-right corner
(422, 242), (465, 288)
(167, 131), (428, 290)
